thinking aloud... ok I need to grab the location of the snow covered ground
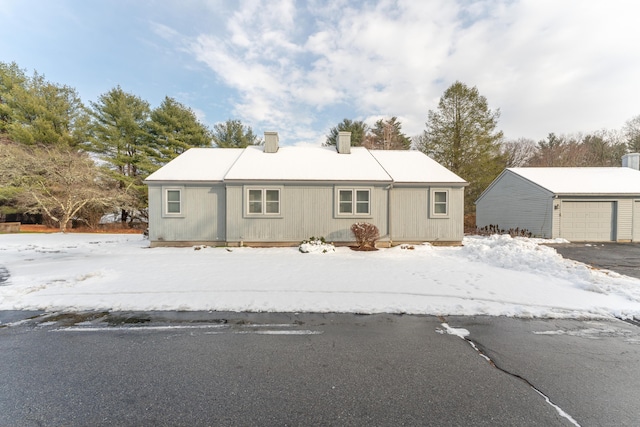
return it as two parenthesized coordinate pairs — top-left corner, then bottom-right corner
(1, 233), (640, 319)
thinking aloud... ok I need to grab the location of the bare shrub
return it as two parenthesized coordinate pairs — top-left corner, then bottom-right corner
(351, 222), (380, 250)
(474, 224), (532, 238)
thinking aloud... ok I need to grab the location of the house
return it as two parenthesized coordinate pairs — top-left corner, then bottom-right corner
(144, 132), (468, 247)
(476, 155), (640, 242)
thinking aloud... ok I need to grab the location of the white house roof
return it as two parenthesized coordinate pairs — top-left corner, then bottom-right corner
(224, 146), (392, 182)
(370, 150), (467, 184)
(146, 146), (467, 184)
(508, 167), (640, 194)
(145, 148), (244, 181)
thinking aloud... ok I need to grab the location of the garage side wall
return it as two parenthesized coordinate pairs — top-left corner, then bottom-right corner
(476, 171), (554, 238)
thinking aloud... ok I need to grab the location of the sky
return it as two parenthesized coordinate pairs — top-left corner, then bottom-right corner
(2, 0), (639, 146)
(2, 233), (640, 320)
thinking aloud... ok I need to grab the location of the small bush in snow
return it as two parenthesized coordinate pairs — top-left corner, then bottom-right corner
(351, 222), (379, 250)
(299, 236), (335, 253)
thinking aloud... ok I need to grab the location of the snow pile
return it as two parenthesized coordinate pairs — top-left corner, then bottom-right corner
(1, 233), (640, 319)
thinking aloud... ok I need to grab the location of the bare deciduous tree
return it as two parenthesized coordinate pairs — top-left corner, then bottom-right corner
(0, 143), (133, 232)
(501, 138), (537, 167)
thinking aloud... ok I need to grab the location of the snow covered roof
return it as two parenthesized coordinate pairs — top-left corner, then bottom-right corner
(224, 146), (391, 182)
(145, 146), (467, 184)
(508, 167), (640, 194)
(145, 148), (244, 182)
(370, 150), (467, 184)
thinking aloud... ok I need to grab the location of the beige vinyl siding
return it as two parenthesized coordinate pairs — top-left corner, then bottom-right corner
(476, 171), (554, 238)
(226, 183), (388, 243)
(148, 183), (226, 243)
(390, 186), (464, 242)
(634, 201), (640, 242)
(617, 199), (633, 241)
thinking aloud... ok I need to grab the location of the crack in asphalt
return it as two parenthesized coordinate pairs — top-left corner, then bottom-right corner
(439, 318), (581, 427)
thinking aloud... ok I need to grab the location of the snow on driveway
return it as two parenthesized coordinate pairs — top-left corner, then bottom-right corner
(1, 233), (639, 319)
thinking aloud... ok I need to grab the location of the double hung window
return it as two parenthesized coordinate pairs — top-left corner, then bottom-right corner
(163, 187), (184, 217)
(430, 189), (449, 217)
(246, 188), (281, 216)
(336, 188), (371, 216)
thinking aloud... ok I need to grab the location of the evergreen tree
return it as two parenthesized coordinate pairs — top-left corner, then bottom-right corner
(0, 61), (89, 147)
(146, 96), (212, 166)
(420, 81), (504, 212)
(212, 119), (261, 148)
(89, 86), (152, 222)
(325, 119), (369, 146)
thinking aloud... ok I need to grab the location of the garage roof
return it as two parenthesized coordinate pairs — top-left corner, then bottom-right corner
(509, 167), (640, 194)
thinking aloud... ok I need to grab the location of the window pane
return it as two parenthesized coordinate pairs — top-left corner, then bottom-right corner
(265, 190), (279, 202)
(167, 190), (180, 213)
(434, 191), (447, 214)
(248, 189), (262, 214)
(356, 190), (369, 202)
(339, 190), (352, 203)
(167, 190), (180, 202)
(434, 203), (447, 214)
(435, 192), (447, 203)
(265, 190), (279, 214)
(339, 190), (352, 214)
(355, 190), (369, 214)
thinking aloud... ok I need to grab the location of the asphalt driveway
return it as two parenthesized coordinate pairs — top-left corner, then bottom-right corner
(547, 242), (640, 279)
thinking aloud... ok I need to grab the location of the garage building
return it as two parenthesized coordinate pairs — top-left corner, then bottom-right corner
(476, 165), (640, 242)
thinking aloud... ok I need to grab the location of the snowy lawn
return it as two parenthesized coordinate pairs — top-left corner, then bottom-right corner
(1, 233), (640, 319)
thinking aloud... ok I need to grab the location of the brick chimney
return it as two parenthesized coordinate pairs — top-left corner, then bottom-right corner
(264, 131), (279, 153)
(337, 131), (351, 154)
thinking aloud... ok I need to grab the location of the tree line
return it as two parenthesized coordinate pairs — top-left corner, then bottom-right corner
(0, 61), (260, 230)
(327, 81), (640, 213)
(2, 60), (639, 230)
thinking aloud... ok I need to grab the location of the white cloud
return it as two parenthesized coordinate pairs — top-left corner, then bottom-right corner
(175, 0), (640, 144)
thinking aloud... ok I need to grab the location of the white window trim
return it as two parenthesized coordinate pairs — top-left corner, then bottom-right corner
(244, 186), (283, 217)
(163, 186), (184, 218)
(430, 188), (450, 218)
(335, 187), (373, 218)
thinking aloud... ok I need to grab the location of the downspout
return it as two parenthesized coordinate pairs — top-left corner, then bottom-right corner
(386, 182), (394, 247)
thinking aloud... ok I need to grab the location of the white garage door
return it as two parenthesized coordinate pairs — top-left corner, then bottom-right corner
(560, 201), (614, 241)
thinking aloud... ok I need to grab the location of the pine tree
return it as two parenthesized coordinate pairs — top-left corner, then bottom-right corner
(146, 96), (212, 166)
(88, 86), (152, 222)
(419, 81), (505, 212)
(212, 119), (261, 148)
(325, 119), (369, 146)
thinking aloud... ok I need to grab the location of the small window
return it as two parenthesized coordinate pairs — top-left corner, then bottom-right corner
(163, 187), (184, 217)
(167, 190), (181, 213)
(336, 188), (371, 217)
(431, 189), (449, 217)
(246, 187), (281, 216)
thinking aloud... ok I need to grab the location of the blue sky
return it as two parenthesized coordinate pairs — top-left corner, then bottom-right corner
(2, 0), (639, 146)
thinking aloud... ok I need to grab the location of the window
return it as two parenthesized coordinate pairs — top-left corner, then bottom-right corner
(246, 188), (281, 216)
(336, 188), (371, 216)
(163, 187), (184, 217)
(431, 189), (449, 217)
